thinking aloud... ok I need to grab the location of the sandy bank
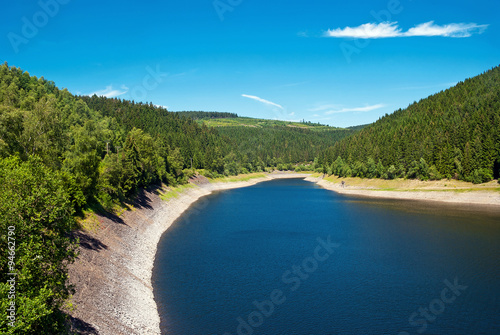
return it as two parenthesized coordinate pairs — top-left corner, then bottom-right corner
(67, 172), (310, 335)
(314, 178), (500, 207)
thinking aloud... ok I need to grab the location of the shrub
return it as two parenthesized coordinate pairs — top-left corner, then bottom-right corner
(471, 168), (493, 184)
(385, 165), (396, 180)
(0, 156), (78, 334)
(428, 165), (442, 180)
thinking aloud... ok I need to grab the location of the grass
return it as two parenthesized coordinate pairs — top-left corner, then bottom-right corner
(76, 209), (101, 233)
(113, 202), (134, 216)
(209, 173), (267, 183)
(159, 183), (195, 200)
(76, 199), (136, 232)
(323, 175), (500, 193)
(197, 117), (341, 131)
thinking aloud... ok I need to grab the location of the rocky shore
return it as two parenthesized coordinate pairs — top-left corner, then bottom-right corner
(313, 178), (500, 206)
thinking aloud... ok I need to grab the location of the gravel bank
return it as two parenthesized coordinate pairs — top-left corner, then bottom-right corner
(314, 178), (500, 206)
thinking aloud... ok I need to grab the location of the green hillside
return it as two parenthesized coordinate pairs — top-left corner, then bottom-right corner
(175, 111), (238, 120)
(188, 115), (355, 167)
(321, 65), (500, 183)
(215, 124), (352, 166)
(196, 115), (335, 130)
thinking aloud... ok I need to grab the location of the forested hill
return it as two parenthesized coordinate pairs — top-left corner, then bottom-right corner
(321, 65), (500, 183)
(78, 95), (234, 174)
(175, 111), (238, 119)
(199, 117), (354, 166)
(346, 123), (371, 131)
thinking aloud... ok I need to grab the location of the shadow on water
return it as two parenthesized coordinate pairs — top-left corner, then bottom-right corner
(340, 194), (500, 224)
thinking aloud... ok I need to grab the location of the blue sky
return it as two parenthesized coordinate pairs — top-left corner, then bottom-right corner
(1, 0), (499, 127)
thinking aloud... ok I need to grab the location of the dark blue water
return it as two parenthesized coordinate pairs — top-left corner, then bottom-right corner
(152, 178), (500, 335)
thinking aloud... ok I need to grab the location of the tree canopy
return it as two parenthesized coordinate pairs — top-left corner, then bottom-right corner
(320, 65), (500, 184)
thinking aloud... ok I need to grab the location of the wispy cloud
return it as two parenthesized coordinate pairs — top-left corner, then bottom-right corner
(88, 85), (128, 98)
(308, 104), (340, 112)
(324, 104), (386, 115)
(324, 21), (488, 39)
(242, 94), (284, 109)
(405, 21), (488, 38)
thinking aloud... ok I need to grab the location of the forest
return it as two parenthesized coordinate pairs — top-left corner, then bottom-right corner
(77, 95), (356, 174)
(190, 115), (355, 170)
(319, 66), (500, 184)
(216, 126), (352, 168)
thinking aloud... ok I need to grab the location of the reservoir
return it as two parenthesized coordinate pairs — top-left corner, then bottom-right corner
(152, 178), (500, 334)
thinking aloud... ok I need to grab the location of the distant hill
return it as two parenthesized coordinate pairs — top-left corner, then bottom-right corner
(194, 116), (356, 165)
(197, 116), (335, 130)
(175, 112), (337, 130)
(175, 111), (238, 119)
(346, 123), (371, 131)
(322, 65), (500, 183)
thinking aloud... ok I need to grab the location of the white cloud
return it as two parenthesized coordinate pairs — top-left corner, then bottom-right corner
(242, 94), (284, 109)
(326, 22), (401, 39)
(88, 85), (128, 98)
(324, 21), (488, 39)
(405, 21), (488, 38)
(324, 104), (386, 115)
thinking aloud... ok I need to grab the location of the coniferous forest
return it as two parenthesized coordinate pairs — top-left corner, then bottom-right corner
(320, 66), (500, 183)
(0, 61), (499, 333)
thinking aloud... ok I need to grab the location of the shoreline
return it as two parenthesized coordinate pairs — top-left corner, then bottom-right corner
(67, 172), (499, 334)
(312, 177), (500, 207)
(67, 172), (309, 335)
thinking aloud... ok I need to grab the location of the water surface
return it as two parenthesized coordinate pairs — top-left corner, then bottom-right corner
(153, 178), (500, 334)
